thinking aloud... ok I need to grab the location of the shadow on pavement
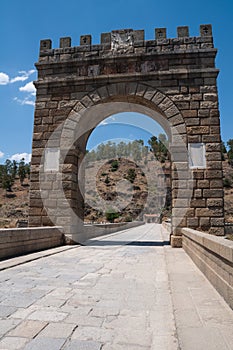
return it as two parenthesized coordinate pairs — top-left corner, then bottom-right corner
(84, 240), (170, 247)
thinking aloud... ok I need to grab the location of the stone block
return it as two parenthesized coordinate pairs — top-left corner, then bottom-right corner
(187, 126), (209, 135)
(198, 109), (210, 117)
(209, 227), (225, 236)
(200, 101), (218, 109)
(205, 170), (223, 179)
(155, 28), (167, 39)
(193, 171), (204, 180)
(207, 198), (223, 207)
(211, 218), (225, 226)
(203, 189), (223, 198)
(197, 180), (210, 188)
(187, 217), (199, 227)
(210, 126), (220, 135)
(196, 207), (223, 217)
(80, 35), (92, 46)
(40, 39), (52, 52)
(200, 24), (213, 37)
(190, 101), (199, 109)
(60, 37), (71, 48)
(206, 152), (222, 161)
(200, 217), (210, 228)
(170, 234), (182, 248)
(182, 110), (197, 118)
(172, 198), (189, 207)
(191, 199), (206, 207)
(177, 26), (189, 38)
(206, 161), (222, 170)
(133, 29), (145, 43)
(188, 135), (201, 143)
(9, 320), (47, 338)
(185, 117), (200, 126)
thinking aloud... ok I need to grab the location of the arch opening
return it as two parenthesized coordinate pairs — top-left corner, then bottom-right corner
(82, 112), (171, 226)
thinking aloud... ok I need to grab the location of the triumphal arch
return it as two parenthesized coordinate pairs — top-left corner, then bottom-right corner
(29, 25), (225, 247)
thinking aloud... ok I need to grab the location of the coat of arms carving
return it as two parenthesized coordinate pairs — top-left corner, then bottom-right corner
(111, 30), (134, 54)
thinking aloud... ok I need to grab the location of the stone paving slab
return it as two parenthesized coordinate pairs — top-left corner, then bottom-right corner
(0, 224), (232, 349)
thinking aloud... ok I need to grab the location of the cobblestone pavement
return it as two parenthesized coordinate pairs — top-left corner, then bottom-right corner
(0, 224), (233, 349)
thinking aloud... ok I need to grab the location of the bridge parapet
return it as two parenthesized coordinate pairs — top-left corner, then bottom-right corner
(182, 228), (233, 310)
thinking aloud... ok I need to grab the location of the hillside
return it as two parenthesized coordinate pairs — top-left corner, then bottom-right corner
(84, 157), (171, 223)
(0, 178), (29, 228)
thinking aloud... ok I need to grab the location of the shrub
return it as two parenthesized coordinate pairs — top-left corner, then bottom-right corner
(125, 168), (136, 183)
(105, 208), (120, 223)
(104, 176), (110, 184)
(111, 160), (119, 172)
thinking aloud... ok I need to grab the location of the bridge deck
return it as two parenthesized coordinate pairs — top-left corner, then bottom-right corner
(0, 224), (233, 349)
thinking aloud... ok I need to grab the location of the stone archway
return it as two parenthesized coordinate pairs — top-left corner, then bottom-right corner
(29, 26), (225, 247)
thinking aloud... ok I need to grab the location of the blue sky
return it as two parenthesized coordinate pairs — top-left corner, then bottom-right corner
(0, 0), (232, 163)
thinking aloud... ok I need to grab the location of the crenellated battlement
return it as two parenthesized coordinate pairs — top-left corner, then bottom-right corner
(38, 25), (214, 63)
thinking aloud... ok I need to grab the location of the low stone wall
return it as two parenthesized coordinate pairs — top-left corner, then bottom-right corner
(182, 228), (233, 309)
(162, 220), (172, 234)
(79, 221), (144, 243)
(0, 227), (64, 260)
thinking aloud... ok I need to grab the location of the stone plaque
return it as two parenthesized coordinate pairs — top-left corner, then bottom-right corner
(188, 143), (206, 169)
(44, 148), (60, 172)
(111, 30), (134, 53)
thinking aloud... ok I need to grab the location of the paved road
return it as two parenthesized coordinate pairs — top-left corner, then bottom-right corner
(0, 224), (233, 349)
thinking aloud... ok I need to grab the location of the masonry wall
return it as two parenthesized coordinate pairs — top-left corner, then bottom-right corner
(29, 25), (225, 243)
(182, 228), (233, 309)
(0, 227), (64, 260)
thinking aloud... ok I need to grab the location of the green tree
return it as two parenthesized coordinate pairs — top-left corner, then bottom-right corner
(148, 134), (168, 162)
(2, 159), (15, 192)
(12, 160), (18, 180)
(18, 158), (27, 185)
(148, 136), (159, 156)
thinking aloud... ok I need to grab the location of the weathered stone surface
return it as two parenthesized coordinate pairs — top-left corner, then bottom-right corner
(30, 26), (224, 237)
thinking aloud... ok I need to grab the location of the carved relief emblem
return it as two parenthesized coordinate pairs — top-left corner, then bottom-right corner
(111, 30), (134, 54)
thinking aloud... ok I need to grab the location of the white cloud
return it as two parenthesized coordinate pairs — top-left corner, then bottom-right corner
(0, 72), (10, 85)
(14, 97), (35, 106)
(0, 151), (4, 158)
(10, 70), (36, 83)
(10, 153), (31, 163)
(19, 81), (36, 94)
(0, 69), (35, 86)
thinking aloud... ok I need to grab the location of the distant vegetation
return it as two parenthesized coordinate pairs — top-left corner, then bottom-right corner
(0, 158), (30, 193)
(86, 135), (169, 163)
(225, 139), (233, 166)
